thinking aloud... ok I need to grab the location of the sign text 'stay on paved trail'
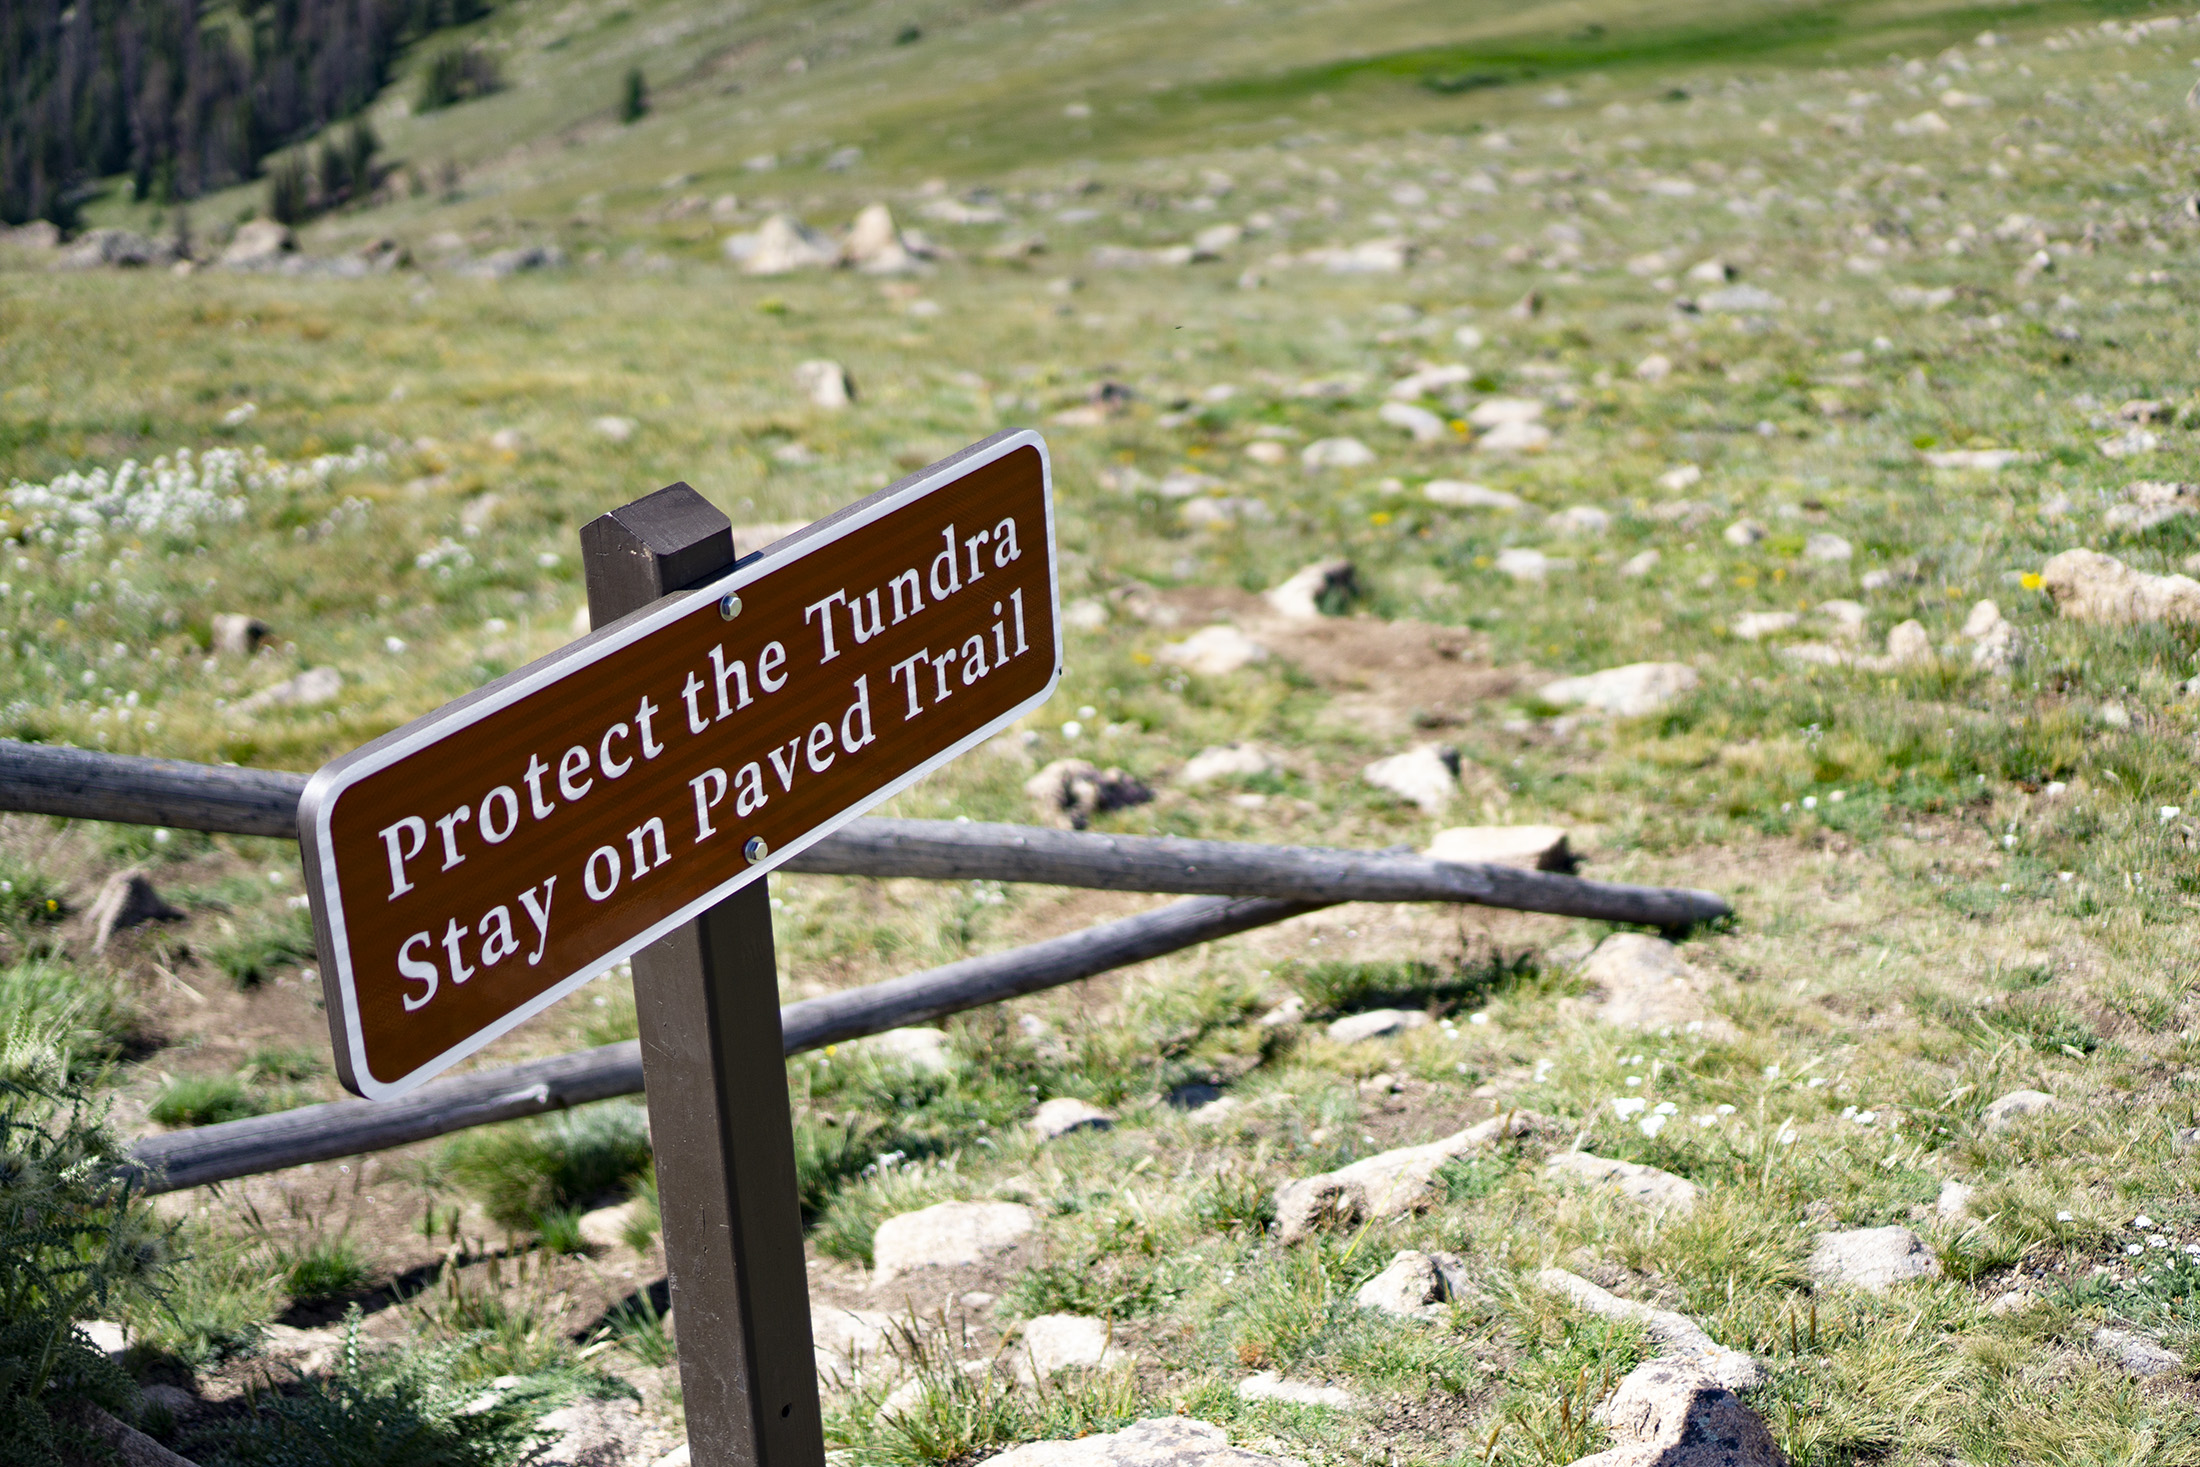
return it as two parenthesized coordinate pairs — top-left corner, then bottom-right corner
(300, 431), (1059, 1098)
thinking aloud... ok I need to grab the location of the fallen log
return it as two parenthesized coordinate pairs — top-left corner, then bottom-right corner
(123, 893), (1318, 1194)
(0, 741), (1729, 927)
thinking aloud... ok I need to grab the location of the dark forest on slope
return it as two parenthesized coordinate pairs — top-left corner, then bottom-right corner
(1, 0), (489, 226)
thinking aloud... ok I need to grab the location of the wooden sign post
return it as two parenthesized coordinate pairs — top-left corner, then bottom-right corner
(296, 430), (1059, 1466)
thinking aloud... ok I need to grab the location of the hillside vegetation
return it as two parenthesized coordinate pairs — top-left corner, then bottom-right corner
(9, 0), (2200, 1461)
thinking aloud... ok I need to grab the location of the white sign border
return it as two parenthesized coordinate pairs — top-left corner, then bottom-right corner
(301, 430), (1060, 1101)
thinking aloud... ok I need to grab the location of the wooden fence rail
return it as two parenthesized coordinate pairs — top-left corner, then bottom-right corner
(0, 739), (1732, 1192)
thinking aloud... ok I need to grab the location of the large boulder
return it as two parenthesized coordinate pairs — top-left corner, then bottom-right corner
(1273, 1111), (1552, 1243)
(2039, 549), (2200, 625)
(870, 1200), (1036, 1285)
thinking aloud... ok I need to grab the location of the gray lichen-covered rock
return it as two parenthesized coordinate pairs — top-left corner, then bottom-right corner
(1029, 1097), (1113, 1140)
(1361, 744), (1460, 814)
(1424, 825), (1573, 872)
(1571, 1358), (1788, 1467)
(1352, 1249), (1473, 1318)
(1807, 1226), (1941, 1293)
(984, 1417), (1306, 1467)
(1537, 662), (1700, 718)
(1015, 1313), (1131, 1380)
(1981, 1089), (2058, 1131)
(2093, 1327), (2180, 1378)
(536, 1395), (681, 1467)
(1544, 1152), (1700, 1214)
(871, 1200), (1036, 1285)
(1273, 1110), (1552, 1243)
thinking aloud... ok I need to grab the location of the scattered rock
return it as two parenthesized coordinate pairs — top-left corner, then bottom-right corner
(1657, 464), (1703, 491)
(1158, 624), (1268, 676)
(1188, 1097), (1243, 1125)
(1179, 743), (1275, 786)
(1302, 437), (1376, 470)
(862, 1027), (954, 1074)
(2093, 1327), (2179, 1379)
(1723, 519), (1768, 547)
(738, 214), (840, 274)
(1580, 934), (1723, 1036)
(1025, 760), (1154, 829)
(2040, 549), (2200, 626)
(1473, 419), (1551, 454)
(259, 1322), (340, 1373)
(1804, 533), (1854, 563)
(1987, 1289), (2039, 1317)
(1538, 662), (1699, 718)
(460, 244), (568, 279)
(1981, 1089), (2058, 1131)
(1422, 480), (1522, 511)
(794, 360), (855, 409)
(1733, 611), (1801, 640)
(1575, 1357), (1786, 1467)
(1353, 1249), (1472, 1318)
(1698, 284), (1785, 313)
(1264, 559), (1357, 620)
(1424, 825), (1571, 872)
(1548, 505), (1611, 536)
(593, 416), (636, 442)
(235, 665), (341, 714)
(2105, 480), (2200, 531)
(1272, 1111), (1553, 1243)
(1636, 354), (1674, 382)
(212, 612), (271, 656)
(1017, 1314), (1130, 1379)
(57, 229), (173, 270)
(1378, 402), (1448, 444)
(871, 1201), (1037, 1285)
(1362, 744), (1460, 814)
(85, 869), (184, 953)
(812, 1301), (898, 1380)
(1030, 1098), (1113, 1140)
(652, 1449), (691, 1467)
(983, 1417), (1306, 1467)
(1326, 1009), (1428, 1045)
(1258, 995), (1304, 1028)
(576, 1200), (642, 1250)
(1496, 548), (1554, 582)
(1807, 1226), (1941, 1293)
(1545, 1152), (1699, 1214)
(219, 220), (294, 270)
(1389, 365), (1473, 399)
(537, 1395), (680, 1467)
(1881, 620), (1932, 666)
(845, 203), (922, 274)
(1534, 1270), (1762, 1390)
(1936, 1180), (1975, 1219)
(1621, 550), (1660, 577)
(79, 1320), (129, 1357)
(1467, 397), (1543, 429)
(4, 221), (60, 250)
(1924, 448), (2030, 471)
(1235, 1372), (1359, 1408)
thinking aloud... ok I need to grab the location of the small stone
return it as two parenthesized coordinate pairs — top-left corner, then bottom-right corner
(862, 1027), (954, 1074)
(1159, 624), (1268, 676)
(1235, 1372), (1359, 1408)
(219, 220), (294, 270)
(236, 665), (341, 714)
(1424, 825), (1571, 872)
(1422, 480), (1523, 511)
(1258, 995), (1305, 1028)
(1189, 1097), (1243, 1125)
(1622, 550), (1661, 578)
(1988, 1289), (2039, 1317)
(1548, 505), (1611, 536)
(1808, 1226), (1941, 1293)
(1362, 744), (1460, 814)
(1495, 548), (1553, 582)
(1981, 1089), (2057, 1131)
(983, 1417), (1305, 1467)
(1545, 1152), (1699, 1213)
(740, 214), (840, 274)
(1723, 519), (1768, 547)
(1302, 437), (1376, 470)
(1017, 1314), (1130, 1379)
(1378, 402), (1447, 444)
(1882, 620), (1932, 665)
(2040, 549), (2200, 626)
(2093, 1327), (2179, 1378)
(211, 613), (272, 656)
(794, 360), (856, 409)
(1699, 284), (1784, 313)
(1326, 1009), (1429, 1045)
(1272, 1111), (1553, 1243)
(1538, 662), (1699, 718)
(1179, 744), (1275, 786)
(1636, 354), (1674, 382)
(1030, 1097), (1113, 1140)
(812, 1301), (896, 1374)
(1936, 1180), (1975, 1219)
(79, 1320), (129, 1357)
(1467, 397), (1543, 429)
(1584, 1358), (1785, 1467)
(1733, 611), (1800, 640)
(84, 869), (184, 953)
(845, 203), (920, 274)
(1805, 533), (1854, 562)
(871, 1201), (1037, 1285)
(1352, 1249), (1472, 1317)
(1025, 760), (1154, 830)
(593, 416), (636, 442)
(1657, 464), (1703, 491)
(1263, 560), (1356, 620)
(57, 228), (173, 270)
(1473, 419), (1551, 454)
(1581, 934), (1721, 1035)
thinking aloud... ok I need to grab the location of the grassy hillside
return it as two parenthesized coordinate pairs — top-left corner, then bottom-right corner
(12, 0), (2200, 1460)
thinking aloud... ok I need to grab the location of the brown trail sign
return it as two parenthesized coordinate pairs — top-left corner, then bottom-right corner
(298, 429), (1059, 1097)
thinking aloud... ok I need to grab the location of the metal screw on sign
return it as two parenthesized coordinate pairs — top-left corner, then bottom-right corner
(720, 593), (743, 620)
(744, 837), (769, 863)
